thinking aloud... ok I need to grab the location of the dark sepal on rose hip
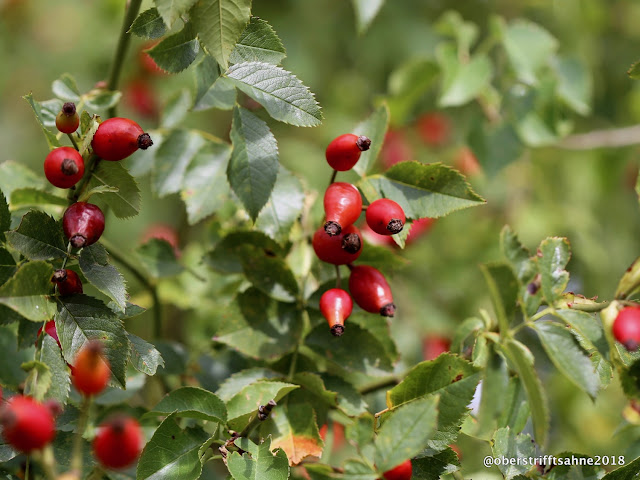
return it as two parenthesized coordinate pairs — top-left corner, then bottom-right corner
(324, 220), (341, 236)
(341, 233), (361, 254)
(380, 302), (396, 317)
(330, 324), (345, 337)
(387, 218), (404, 234)
(62, 102), (76, 116)
(61, 158), (79, 176)
(356, 135), (371, 151)
(137, 133), (153, 150)
(52, 269), (67, 283)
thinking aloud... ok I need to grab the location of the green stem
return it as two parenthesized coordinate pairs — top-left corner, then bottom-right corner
(329, 169), (337, 186)
(452, 471), (465, 480)
(68, 154), (100, 204)
(101, 238), (163, 338)
(71, 396), (92, 474)
(38, 446), (58, 479)
(24, 457), (29, 480)
(357, 375), (399, 395)
(61, 241), (74, 270)
(107, 0), (143, 117)
(287, 345), (299, 382)
(67, 133), (80, 151)
(529, 307), (553, 323)
(335, 265), (341, 288)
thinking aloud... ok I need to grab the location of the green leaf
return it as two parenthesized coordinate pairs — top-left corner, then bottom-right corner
(80, 114), (100, 157)
(82, 89), (122, 111)
(352, 103), (389, 177)
(37, 98), (64, 127)
(155, 0), (197, 28)
(261, 400), (323, 465)
(545, 453), (606, 479)
(374, 396), (439, 472)
(230, 17), (286, 65)
(538, 237), (571, 305)
(228, 106), (279, 221)
(349, 313), (398, 363)
(181, 141), (232, 224)
(0, 161), (46, 200)
(305, 323), (394, 377)
(255, 166), (304, 242)
(5, 210), (67, 261)
(23, 94), (61, 149)
(0, 189), (9, 243)
(51, 431), (93, 475)
(78, 185), (121, 203)
(386, 354), (481, 449)
(359, 161), (485, 219)
(52, 73), (81, 101)
(412, 447), (461, 480)
(351, 0), (385, 34)
(55, 295), (129, 388)
(468, 122), (524, 177)
(205, 230), (284, 274)
(40, 334), (70, 404)
(321, 374), (368, 416)
(79, 244), (127, 311)
(491, 427), (536, 479)
(0, 248), (16, 287)
(497, 377), (530, 433)
(216, 368), (282, 401)
(130, 7), (167, 39)
(191, 0), (252, 69)
(435, 10), (479, 54)
(86, 160), (141, 219)
(226, 381), (299, 430)
(225, 62), (322, 127)
(22, 360), (52, 401)
(499, 18), (558, 85)
(480, 263), (518, 336)
(0, 261), (56, 321)
(356, 242), (408, 273)
(153, 129), (207, 197)
(0, 326), (32, 387)
(437, 44), (492, 107)
(136, 238), (184, 278)
(498, 339), (549, 446)
(533, 321), (600, 399)
(628, 61), (640, 80)
(137, 413), (210, 480)
(601, 455), (640, 479)
(128, 332), (164, 375)
(228, 436), (290, 480)
(147, 23), (200, 73)
(616, 256), (640, 300)
(500, 225), (535, 282)
(553, 57), (592, 116)
(147, 386), (227, 422)
(10, 188), (67, 208)
(214, 288), (302, 359)
(468, 348), (509, 440)
(193, 55), (237, 111)
(162, 89), (192, 128)
(387, 59), (439, 126)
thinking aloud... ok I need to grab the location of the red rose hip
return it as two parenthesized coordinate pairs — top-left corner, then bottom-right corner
(91, 117), (153, 161)
(320, 288), (353, 337)
(366, 198), (405, 235)
(348, 265), (395, 316)
(613, 306), (640, 350)
(36, 319), (61, 348)
(63, 202), (105, 248)
(0, 395), (55, 453)
(72, 340), (111, 396)
(51, 269), (83, 296)
(324, 182), (362, 236)
(313, 224), (362, 265)
(44, 146), (85, 189)
(383, 459), (412, 480)
(55, 102), (80, 134)
(326, 133), (371, 171)
(93, 415), (143, 469)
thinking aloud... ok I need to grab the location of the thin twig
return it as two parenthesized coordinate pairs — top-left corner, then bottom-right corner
(556, 124), (640, 150)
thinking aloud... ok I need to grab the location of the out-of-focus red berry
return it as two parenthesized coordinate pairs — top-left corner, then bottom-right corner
(381, 129), (412, 169)
(140, 223), (180, 257)
(124, 79), (159, 119)
(416, 112), (450, 147)
(454, 147), (481, 176)
(423, 336), (451, 361)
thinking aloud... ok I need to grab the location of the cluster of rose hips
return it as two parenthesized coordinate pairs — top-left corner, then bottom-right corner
(0, 340), (143, 470)
(313, 134), (406, 336)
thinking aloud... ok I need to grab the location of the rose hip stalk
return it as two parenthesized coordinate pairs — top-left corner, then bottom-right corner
(313, 224), (362, 265)
(320, 288), (353, 336)
(325, 133), (371, 171)
(324, 182), (362, 236)
(348, 265), (395, 317)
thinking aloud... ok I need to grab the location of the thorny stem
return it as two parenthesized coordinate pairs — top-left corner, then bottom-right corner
(101, 237), (163, 338)
(107, 0), (143, 117)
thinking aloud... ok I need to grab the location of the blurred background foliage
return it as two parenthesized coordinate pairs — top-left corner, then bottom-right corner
(2, 0), (640, 476)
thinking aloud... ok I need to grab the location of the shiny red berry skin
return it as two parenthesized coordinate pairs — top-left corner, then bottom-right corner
(93, 416), (143, 469)
(1, 395), (55, 453)
(613, 307), (640, 350)
(91, 117), (153, 161)
(366, 199), (406, 235)
(63, 202), (105, 249)
(37, 319), (61, 348)
(72, 341), (111, 396)
(324, 182), (362, 236)
(51, 269), (83, 296)
(55, 102), (80, 134)
(140, 223), (180, 257)
(44, 146), (85, 189)
(348, 265), (395, 316)
(320, 288), (353, 337)
(383, 459), (413, 480)
(326, 134), (371, 171)
(313, 224), (362, 265)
